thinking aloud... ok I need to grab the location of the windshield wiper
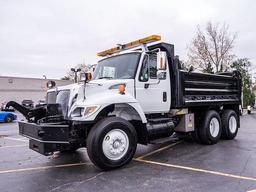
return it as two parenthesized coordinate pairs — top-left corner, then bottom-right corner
(99, 76), (113, 79)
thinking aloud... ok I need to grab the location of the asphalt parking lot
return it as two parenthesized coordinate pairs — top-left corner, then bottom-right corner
(1, 113), (256, 192)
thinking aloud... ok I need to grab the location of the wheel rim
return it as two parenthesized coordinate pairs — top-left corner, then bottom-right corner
(229, 116), (237, 134)
(209, 117), (220, 138)
(6, 116), (11, 123)
(102, 129), (129, 161)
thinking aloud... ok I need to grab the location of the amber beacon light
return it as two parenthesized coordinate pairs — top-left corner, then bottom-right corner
(97, 35), (161, 57)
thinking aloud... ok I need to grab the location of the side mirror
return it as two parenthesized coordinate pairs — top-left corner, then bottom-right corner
(157, 71), (166, 80)
(157, 51), (167, 71)
(80, 72), (92, 82)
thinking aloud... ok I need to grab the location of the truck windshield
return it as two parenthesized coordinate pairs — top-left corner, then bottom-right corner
(93, 53), (141, 80)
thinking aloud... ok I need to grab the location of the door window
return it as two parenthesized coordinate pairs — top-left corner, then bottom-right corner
(139, 53), (157, 82)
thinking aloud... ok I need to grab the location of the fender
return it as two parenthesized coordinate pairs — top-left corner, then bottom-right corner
(69, 92), (147, 123)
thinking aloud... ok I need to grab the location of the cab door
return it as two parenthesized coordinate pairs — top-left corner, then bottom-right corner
(135, 52), (171, 113)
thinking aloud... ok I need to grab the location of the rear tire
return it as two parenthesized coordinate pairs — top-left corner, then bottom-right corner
(87, 117), (137, 170)
(199, 110), (222, 145)
(4, 115), (13, 123)
(221, 110), (238, 140)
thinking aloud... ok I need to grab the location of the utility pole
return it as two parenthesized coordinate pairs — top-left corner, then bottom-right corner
(71, 68), (81, 83)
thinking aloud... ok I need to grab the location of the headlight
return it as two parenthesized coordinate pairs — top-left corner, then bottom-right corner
(84, 106), (100, 117)
(71, 105), (100, 118)
(70, 107), (84, 117)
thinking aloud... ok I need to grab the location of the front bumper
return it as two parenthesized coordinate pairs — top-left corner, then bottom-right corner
(19, 121), (70, 155)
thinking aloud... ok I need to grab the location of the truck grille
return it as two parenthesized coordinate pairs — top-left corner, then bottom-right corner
(46, 91), (57, 104)
(56, 90), (70, 119)
(46, 90), (70, 119)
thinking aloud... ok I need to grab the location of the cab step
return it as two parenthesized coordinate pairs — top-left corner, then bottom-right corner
(148, 117), (172, 123)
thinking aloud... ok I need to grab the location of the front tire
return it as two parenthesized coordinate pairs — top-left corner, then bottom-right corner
(87, 117), (137, 170)
(221, 110), (238, 140)
(199, 110), (222, 145)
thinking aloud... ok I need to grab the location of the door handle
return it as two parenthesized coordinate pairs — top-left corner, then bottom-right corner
(144, 84), (149, 89)
(163, 92), (167, 102)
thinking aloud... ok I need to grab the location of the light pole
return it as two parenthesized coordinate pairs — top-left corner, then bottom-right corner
(71, 68), (81, 83)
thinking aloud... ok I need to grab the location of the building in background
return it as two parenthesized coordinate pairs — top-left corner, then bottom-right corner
(0, 76), (72, 106)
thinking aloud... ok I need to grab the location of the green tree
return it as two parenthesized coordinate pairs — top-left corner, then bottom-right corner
(231, 58), (255, 107)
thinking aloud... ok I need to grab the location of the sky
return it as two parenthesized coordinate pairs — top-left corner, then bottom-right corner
(0, 0), (256, 79)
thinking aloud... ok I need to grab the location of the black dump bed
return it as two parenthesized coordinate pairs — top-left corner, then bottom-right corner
(174, 70), (242, 107)
(148, 42), (242, 108)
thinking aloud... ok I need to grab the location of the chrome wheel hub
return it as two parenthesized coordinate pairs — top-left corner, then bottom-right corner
(102, 129), (129, 160)
(229, 116), (237, 134)
(209, 117), (220, 138)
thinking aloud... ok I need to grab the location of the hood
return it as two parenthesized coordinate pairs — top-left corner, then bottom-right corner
(51, 79), (135, 119)
(67, 78), (138, 121)
(76, 79), (135, 101)
(85, 79), (134, 97)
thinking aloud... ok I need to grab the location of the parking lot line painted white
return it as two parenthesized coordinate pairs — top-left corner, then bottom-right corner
(247, 189), (256, 192)
(134, 140), (256, 182)
(134, 158), (256, 182)
(3, 137), (28, 143)
(0, 162), (91, 174)
(136, 140), (183, 160)
(0, 144), (27, 149)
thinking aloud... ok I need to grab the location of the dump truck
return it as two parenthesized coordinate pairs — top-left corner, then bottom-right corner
(7, 35), (242, 170)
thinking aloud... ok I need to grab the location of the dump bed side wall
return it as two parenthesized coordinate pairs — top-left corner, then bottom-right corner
(172, 70), (241, 108)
